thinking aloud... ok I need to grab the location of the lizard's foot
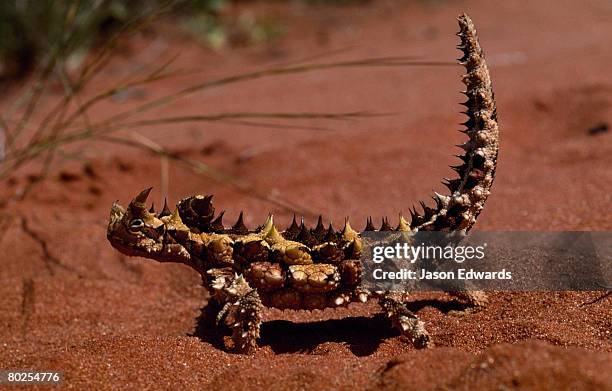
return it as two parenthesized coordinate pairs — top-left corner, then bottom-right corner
(448, 290), (488, 316)
(226, 289), (262, 353)
(379, 293), (431, 348)
(397, 314), (430, 348)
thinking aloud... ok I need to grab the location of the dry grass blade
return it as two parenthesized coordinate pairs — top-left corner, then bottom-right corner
(97, 135), (317, 217)
(0, 57), (182, 179)
(57, 54), (182, 133)
(17, 8), (179, 153)
(103, 111), (386, 130)
(128, 132), (169, 202)
(0, 1), (174, 164)
(4, 65), (55, 154)
(0, 110), (389, 173)
(94, 57), (455, 127)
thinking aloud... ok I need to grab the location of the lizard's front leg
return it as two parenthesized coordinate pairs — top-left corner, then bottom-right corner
(378, 292), (431, 348)
(207, 268), (262, 353)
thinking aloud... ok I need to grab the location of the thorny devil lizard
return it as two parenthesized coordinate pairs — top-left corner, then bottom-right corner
(107, 14), (499, 353)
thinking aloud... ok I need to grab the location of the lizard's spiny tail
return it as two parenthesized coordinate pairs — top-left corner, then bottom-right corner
(411, 13), (499, 232)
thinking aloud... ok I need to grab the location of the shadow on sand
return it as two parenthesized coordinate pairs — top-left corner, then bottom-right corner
(190, 297), (470, 355)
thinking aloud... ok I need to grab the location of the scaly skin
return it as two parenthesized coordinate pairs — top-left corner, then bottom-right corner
(107, 14), (499, 353)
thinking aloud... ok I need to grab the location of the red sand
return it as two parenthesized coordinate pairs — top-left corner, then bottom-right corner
(1, 0), (611, 389)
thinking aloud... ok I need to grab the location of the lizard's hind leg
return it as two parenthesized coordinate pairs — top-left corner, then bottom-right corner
(205, 268), (263, 353)
(448, 290), (488, 315)
(378, 292), (431, 348)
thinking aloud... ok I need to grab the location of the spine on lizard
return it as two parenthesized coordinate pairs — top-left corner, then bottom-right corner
(410, 13), (499, 232)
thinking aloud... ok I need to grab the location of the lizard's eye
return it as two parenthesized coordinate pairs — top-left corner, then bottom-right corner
(129, 219), (144, 232)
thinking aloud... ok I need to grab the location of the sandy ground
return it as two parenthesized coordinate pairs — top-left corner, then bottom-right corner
(1, 0), (611, 389)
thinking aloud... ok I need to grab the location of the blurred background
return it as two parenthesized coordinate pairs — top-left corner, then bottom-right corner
(0, 1), (610, 389)
(0, 0), (610, 228)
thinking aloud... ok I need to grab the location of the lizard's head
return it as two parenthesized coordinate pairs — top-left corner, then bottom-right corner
(107, 188), (191, 263)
